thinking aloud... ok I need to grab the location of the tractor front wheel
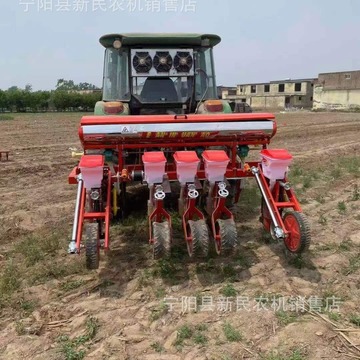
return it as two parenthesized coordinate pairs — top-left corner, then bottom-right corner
(187, 219), (210, 258)
(153, 221), (171, 259)
(85, 222), (100, 269)
(283, 211), (311, 254)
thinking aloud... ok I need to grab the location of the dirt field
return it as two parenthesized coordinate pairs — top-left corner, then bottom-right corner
(0, 111), (359, 360)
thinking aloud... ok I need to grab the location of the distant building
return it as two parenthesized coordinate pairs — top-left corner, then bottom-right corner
(222, 79), (316, 110)
(217, 86), (237, 99)
(313, 70), (360, 110)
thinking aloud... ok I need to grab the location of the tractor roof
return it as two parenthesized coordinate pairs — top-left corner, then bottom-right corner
(99, 33), (221, 48)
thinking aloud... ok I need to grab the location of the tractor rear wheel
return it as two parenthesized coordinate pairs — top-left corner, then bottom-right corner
(283, 211), (311, 254)
(153, 221), (171, 259)
(187, 219), (209, 258)
(215, 218), (238, 255)
(85, 222), (100, 270)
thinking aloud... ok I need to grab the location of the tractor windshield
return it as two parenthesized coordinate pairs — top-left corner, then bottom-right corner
(103, 48), (130, 101)
(102, 46), (217, 104)
(194, 48), (217, 100)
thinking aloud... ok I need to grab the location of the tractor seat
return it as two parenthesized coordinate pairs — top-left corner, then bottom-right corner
(140, 77), (179, 102)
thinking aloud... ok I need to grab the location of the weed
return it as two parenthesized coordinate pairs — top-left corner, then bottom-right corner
(288, 255), (306, 269)
(315, 195), (326, 204)
(351, 184), (360, 201)
(15, 321), (26, 335)
(223, 322), (242, 342)
(338, 238), (352, 252)
(342, 156), (360, 175)
(349, 314), (360, 327)
(330, 167), (341, 180)
(173, 325), (193, 348)
(290, 166), (303, 178)
(137, 269), (152, 288)
(275, 311), (298, 326)
(195, 323), (208, 332)
(152, 259), (177, 279)
(222, 264), (237, 280)
(30, 259), (85, 285)
(342, 253), (360, 275)
(220, 284), (238, 297)
(265, 348), (305, 360)
(59, 280), (85, 292)
(328, 312), (341, 322)
(302, 176), (312, 189)
(235, 252), (252, 268)
(318, 214), (327, 225)
(193, 332), (208, 345)
(58, 316), (99, 360)
(149, 302), (169, 322)
(154, 287), (166, 299)
(150, 341), (164, 353)
(14, 233), (61, 267)
(0, 261), (21, 297)
(19, 298), (37, 315)
(337, 201), (347, 214)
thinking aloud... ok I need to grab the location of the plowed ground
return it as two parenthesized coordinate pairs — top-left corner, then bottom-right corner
(0, 111), (359, 360)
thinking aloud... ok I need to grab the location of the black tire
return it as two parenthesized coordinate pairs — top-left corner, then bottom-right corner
(216, 218), (238, 255)
(153, 221), (171, 259)
(85, 223), (100, 269)
(187, 219), (210, 258)
(283, 211), (311, 254)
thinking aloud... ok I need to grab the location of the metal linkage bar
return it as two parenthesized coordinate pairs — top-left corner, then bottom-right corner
(68, 175), (84, 254)
(104, 170), (112, 251)
(251, 166), (286, 240)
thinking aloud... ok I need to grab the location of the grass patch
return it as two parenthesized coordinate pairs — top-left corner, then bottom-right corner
(315, 194), (326, 204)
(59, 279), (85, 292)
(173, 325), (193, 348)
(149, 301), (169, 322)
(342, 252), (360, 275)
(351, 184), (360, 201)
(193, 332), (208, 345)
(223, 322), (242, 342)
(172, 323), (208, 348)
(14, 233), (61, 267)
(0, 114), (14, 120)
(318, 214), (327, 225)
(328, 312), (341, 322)
(337, 201), (347, 214)
(150, 341), (164, 353)
(154, 287), (166, 299)
(349, 314), (360, 327)
(220, 284), (238, 297)
(0, 261), (21, 307)
(265, 348), (306, 360)
(15, 321), (26, 335)
(30, 258), (86, 285)
(57, 317), (100, 360)
(275, 310), (298, 326)
(338, 238), (352, 252)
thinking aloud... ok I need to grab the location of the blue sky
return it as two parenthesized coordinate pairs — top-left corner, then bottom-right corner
(0, 0), (359, 90)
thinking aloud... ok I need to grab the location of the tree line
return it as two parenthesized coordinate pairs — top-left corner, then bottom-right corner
(0, 80), (102, 113)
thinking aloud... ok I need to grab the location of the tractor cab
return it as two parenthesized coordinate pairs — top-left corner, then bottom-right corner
(96, 33), (231, 115)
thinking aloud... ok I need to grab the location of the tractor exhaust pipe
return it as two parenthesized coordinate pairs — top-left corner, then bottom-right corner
(251, 167), (284, 240)
(68, 174), (84, 254)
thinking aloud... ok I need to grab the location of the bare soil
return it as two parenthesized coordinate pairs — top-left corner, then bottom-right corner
(0, 111), (359, 360)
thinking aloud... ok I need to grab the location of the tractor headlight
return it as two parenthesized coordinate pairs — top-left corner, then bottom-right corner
(90, 189), (100, 201)
(113, 39), (122, 49)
